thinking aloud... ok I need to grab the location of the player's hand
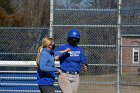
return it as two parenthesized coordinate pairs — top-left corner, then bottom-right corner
(58, 69), (62, 75)
(82, 64), (88, 72)
(65, 48), (71, 52)
(59, 74), (65, 79)
(54, 56), (59, 61)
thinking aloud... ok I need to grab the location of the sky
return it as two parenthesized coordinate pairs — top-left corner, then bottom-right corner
(56, 0), (93, 8)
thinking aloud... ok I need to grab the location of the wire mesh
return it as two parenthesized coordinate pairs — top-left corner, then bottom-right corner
(0, 0), (140, 93)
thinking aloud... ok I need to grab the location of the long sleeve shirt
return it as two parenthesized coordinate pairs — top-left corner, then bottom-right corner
(55, 44), (86, 73)
(37, 48), (60, 85)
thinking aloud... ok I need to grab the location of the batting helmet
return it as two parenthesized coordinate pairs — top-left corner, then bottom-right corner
(67, 29), (80, 46)
(68, 29), (80, 38)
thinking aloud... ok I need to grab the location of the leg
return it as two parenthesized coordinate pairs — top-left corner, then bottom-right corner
(70, 74), (79, 93)
(58, 73), (72, 93)
(39, 85), (55, 93)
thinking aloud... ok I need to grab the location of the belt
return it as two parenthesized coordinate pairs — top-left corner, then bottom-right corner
(62, 71), (79, 75)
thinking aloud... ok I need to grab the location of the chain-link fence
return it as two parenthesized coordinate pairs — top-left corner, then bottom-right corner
(0, 0), (140, 93)
(53, 1), (118, 93)
(0, 27), (50, 93)
(52, 0), (140, 93)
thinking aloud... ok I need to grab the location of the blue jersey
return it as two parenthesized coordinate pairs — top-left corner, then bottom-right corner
(55, 44), (86, 73)
(37, 48), (60, 85)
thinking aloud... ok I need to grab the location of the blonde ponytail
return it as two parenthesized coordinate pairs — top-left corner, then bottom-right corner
(36, 45), (43, 66)
(36, 37), (54, 67)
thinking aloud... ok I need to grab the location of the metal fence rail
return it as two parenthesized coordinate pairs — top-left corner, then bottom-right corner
(0, 0), (140, 93)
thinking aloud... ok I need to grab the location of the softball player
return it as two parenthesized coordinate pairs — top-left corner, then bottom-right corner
(55, 29), (88, 93)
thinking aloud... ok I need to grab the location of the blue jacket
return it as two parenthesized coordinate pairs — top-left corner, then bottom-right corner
(37, 48), (60, 85)
(55, 44), (86, 73)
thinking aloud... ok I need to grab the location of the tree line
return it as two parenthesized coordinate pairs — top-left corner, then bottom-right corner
(0, 0), (50, 27)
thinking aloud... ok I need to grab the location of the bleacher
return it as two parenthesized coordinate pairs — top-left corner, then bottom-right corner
(0, 61), (61, 93)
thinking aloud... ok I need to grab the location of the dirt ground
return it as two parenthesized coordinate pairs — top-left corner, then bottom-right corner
(77, 74), (140, 93)
(78, 84), (140, 93)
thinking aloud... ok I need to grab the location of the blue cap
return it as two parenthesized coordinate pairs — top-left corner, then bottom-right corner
(68, 29), (80, 38)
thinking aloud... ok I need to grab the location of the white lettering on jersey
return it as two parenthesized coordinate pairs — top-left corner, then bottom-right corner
(68, 51), (80, 56)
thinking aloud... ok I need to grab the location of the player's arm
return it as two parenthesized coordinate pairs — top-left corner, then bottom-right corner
(80, 48), (88, 71)
(59, 48), (71, 54)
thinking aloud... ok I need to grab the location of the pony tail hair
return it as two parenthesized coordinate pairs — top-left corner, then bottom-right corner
(36, 45), (43, 67)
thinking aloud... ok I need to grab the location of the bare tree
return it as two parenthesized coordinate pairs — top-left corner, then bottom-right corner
(10, 0), (50, 27)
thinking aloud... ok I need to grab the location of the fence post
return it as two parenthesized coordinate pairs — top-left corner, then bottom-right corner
(50, 0), (54, 38)
(117, 0), (122, 93)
